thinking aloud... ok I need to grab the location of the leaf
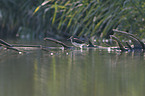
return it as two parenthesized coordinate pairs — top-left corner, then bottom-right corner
(33, 6), (40, 14)
(41, 1), (50, 6)
(52, 2), (57, 24)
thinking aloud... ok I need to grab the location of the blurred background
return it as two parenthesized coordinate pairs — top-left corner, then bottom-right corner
(0, 0), (145, 40)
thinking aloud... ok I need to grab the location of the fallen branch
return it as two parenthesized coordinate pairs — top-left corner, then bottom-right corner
(44, 37), (73, 49)
(0, 39), (24, 53)
(0, 39), (12, 47)
(113, 29), (145, 49)
(110, 35), (125, 51)
(125, 42), (132, 50)
(12, 44), (42, 48)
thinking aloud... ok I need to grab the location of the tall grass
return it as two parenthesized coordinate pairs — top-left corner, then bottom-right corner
(0, 0), (145, 39)
(0, 0), (41, 39)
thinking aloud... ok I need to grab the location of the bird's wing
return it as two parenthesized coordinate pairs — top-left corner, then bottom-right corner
(73, 38), (85, 44)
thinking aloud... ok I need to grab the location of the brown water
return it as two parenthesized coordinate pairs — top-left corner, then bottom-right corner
(0, 40), (145, 96)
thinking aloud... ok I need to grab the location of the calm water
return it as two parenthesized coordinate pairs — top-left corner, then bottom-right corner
(0, 40), (145, 96)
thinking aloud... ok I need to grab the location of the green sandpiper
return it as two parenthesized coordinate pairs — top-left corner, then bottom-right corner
(68, 36), (86, 48)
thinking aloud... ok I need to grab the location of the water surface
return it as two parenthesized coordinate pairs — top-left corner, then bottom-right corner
(0, 40), (145, 96)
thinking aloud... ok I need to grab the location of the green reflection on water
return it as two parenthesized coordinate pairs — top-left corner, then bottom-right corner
(0, 48), (145, 96)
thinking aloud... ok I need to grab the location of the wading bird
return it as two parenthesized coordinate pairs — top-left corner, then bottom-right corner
(68, 36), (86, 48)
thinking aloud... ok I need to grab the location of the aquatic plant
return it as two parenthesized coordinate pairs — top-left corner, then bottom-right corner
(0, 0), (144, 39)
(34, 0), (144, 38)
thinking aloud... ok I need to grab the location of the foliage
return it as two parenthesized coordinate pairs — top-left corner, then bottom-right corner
(0, 0), (41, 39)
(0, 0), (145, 39)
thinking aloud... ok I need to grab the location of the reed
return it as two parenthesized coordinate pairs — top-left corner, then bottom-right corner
(0, 0), (144, 39)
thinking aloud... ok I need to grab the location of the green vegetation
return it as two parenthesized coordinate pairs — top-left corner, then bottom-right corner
(0, 0), (145, 39)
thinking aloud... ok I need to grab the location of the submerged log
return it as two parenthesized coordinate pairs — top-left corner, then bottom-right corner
(12, 44), (42, 48)
(110, 35), (126, 51)
(113, 29), (145, 50)
(0, 39), (23, 53)
(125, 42), (132, 50)
(0, 39), (12, 47)
(128, 36), (143, 49)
